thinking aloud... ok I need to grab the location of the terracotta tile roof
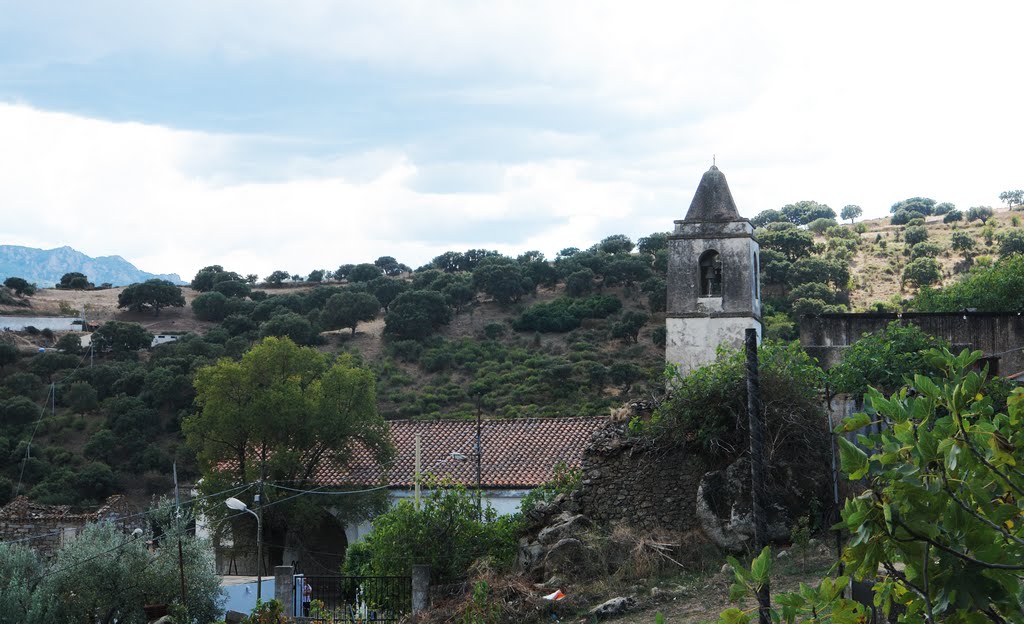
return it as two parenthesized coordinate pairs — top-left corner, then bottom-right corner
(314, 417), (607, 489)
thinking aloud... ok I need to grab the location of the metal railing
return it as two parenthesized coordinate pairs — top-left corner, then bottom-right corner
(295, 574), (411, 623)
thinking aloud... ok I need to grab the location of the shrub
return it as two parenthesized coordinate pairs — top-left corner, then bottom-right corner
(902, 257), (941, 287)
(344, 482), (520, 585)
(512, 295), (621, 333)
(909, 240), (942, 258)
(903, 224), (928, 246)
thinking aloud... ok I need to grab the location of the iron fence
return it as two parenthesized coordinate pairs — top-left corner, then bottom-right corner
(297, 575), (411, 623)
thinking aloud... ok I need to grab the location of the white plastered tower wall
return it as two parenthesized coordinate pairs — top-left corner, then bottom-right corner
(666, 166), (762, 376)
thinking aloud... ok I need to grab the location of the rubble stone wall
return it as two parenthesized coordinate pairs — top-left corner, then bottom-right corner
(574, 424), (714, 532)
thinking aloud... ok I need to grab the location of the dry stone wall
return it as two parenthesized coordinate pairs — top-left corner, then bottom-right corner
(574, 423), (714, 532)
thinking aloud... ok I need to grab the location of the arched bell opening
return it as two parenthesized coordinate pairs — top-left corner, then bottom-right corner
(699, 250), (722, 297)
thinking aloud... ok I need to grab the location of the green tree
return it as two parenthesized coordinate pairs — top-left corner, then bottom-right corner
(565, 269), (595, 297)
(185, 337), (393, 538)
(57, 272), (92, 290)
(890, 196), (936, 216)
(212, 280), (251, 298)
(610, 311), (648, 343)
(943, 209), (964, 223)
(265, 270), (291, 286)
(306, 269), (325, 283)
(596, 234), (635, 254)
(117, 279), (185, 315)
(3, 277), (36, 296)
(190, 265), (243, 292)
(191, 291), (229, 321)
(933, 201), (956, 215)
(637, 232), (670, 255)
(635, 341), (827, 467)
(891, 209), (924, 226)
(998, 189), (1023, 208)
(839, 204), (862, 224)
(27, 508), (223, 623)
(344, 483), (518, 585)
(259, 312), (318, 345)
(0, 342), (18, 369)
(321, 292), (380, 335)
(472, 262), (528, 305)
(967, 205), (995, 224)
(384, 290), (452, 340)
(751, 209), (785, 228)
(913, 254), (1024, 312)
(65, 381), (98, 416)
(950, 230), (976, 258)
(910, 241), (943, 259)
(807, 217), (837, 234)
(757, 223), (815, 262)
(374, 255), (408, 276)
(903, 257), (942, 288)
(997, 229), (1024, 258)
(903, 225), (929, 246)
(789, 256), (849, 291)
(0, 542), (40, 621)
(828, 321), (944, 398)
(831, 349), (1024, 620)
(92, 321), (153, 353)
(780, 200), (836, 225)
(349, 263), (383, 282)
(368, 276), (408, 313)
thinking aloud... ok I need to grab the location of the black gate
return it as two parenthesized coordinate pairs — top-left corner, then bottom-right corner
(298, 575), (411, 623)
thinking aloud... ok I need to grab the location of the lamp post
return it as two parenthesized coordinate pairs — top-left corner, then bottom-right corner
(226, 497), (264, 602)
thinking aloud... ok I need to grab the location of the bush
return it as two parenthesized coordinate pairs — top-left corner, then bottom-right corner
(912, 253), (1024, 312)
(902, 257), (941, 287)
(512, 295), (622, 333)
(191, 291), (229, 321)
(903, 224), (928, 246)
(909, 240), (942, 258)
(344, 482), (520, 585)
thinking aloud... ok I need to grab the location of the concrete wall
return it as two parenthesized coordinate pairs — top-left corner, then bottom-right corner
(221, 577), (275, 617)
(666, 317), (762, 376)
(800, 312), (1024, 376)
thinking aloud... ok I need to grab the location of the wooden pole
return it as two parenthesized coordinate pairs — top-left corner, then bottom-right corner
(745, 328), (771, 624)
(414, 434), (422, 511)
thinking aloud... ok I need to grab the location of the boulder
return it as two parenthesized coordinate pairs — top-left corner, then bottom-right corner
(544, 537), (602, 580)
(537, 512), (593, 545)
(695, 457), (793, 552)
(588, 596), (637, 618)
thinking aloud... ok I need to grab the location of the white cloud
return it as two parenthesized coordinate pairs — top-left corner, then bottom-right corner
(0, 104), (675, 279)
(1, 1), (1023, 282)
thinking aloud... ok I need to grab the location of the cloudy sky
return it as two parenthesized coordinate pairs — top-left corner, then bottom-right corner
(1, 1), (1021, 281)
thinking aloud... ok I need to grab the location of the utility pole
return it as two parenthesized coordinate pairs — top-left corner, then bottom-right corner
(745, 328), (771, 624)
(256, 454), (266, 603)
(475, 411), (482, 521)
(174, 462), (186, 608)
(414, 434), (422, 511)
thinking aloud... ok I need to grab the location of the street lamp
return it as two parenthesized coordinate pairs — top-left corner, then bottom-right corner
(226, 497), (264, 602)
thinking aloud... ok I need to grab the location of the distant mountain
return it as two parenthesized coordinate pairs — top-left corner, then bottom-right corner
(0, 245), (183, 287)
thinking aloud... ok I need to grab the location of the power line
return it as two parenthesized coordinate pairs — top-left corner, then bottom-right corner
(1, 482), (255, 546)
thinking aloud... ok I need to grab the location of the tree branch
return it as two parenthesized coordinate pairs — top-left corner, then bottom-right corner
(895, 519), (1024, 570)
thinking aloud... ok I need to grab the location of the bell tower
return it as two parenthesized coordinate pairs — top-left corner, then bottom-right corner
(665, 165), (761, 376)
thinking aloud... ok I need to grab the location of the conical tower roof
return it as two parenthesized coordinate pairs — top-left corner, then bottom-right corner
(683, 165), (743, 222)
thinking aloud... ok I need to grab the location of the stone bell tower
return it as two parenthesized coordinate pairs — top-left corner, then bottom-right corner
(666, 165), (761, 376)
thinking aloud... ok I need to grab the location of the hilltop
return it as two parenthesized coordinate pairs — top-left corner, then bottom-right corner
(0, 245), (183, 287)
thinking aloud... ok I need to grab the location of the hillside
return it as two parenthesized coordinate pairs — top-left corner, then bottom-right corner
(0, 202), (1020, 511)
(0, 245), (183, 287)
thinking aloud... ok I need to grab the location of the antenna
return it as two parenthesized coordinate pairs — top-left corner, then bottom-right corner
(713, 154), (716, 167)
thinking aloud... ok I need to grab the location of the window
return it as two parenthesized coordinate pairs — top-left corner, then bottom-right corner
(699, 250), (722, 297)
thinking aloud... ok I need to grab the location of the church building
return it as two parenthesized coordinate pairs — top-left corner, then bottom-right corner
(666, 165), (762, 375)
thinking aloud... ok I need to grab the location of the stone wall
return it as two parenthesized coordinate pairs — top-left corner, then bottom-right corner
(574, 423), (714, 532)
(800, 312), (1024, 375)
(0, 495), (135, 559)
